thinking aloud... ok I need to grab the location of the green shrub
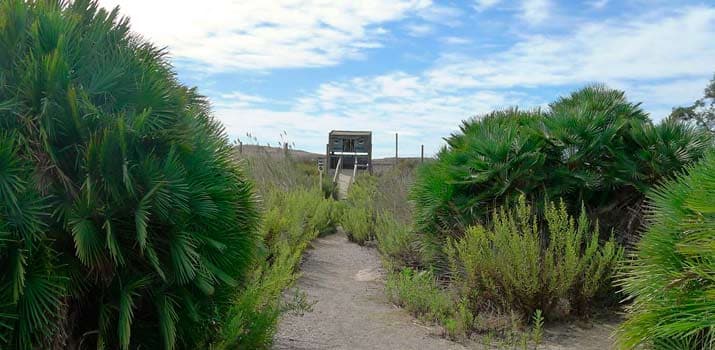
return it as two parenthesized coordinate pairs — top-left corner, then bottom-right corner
(321, 176), (338, 200)
(263, 188), (337, 246)
(220, 182), (336, 348)
(412, 108), (545, 237)
(374, 211), (422, 270)
(341, 176), (377, 244)
(446, 196), (623, 320)
(217, 239), (304, 349)
(385, 268), (454, 324)
(0, 1), (260, 349)
(617, 153), (715, 349)
(412, 86), (711, 244)
(443, 299), (474, 340)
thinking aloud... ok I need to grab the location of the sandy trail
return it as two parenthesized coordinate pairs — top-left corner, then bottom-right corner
(273, 230), (620, 350)
(273, 231), (466, 350)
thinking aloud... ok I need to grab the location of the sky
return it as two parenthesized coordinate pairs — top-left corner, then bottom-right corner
(97, 0), (715, 158)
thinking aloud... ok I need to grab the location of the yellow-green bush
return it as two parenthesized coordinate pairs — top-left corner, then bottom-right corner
(374, 212), (422, 269)
(262, 188), (337, 246)
(216, 239), (303, 348)
(446, 196), (623, 320)
(385, 268), (454, 324)
(225, 153), (338, 349)
(217, 186), (337, 349)
(341, 176), (377, 244)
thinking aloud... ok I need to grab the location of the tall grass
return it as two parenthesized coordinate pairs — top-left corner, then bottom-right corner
(374, 212), (422, 270)
(374, 161), (419, 225)
(341, 161), (425, 264)
(220, 152), (338, 349)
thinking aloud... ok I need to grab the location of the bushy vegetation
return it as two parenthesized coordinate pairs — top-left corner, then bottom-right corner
(0, 1), (261, 349)
(0, 2), (339, 349)
(222, 149), (339, 349)
(446, 197), (623, 320)
(385, 268), (453, 324)
(617, 153), (715, 349)
(374, 212), (422, 270)
(412, 86), (711, 244)
(352, 87), (712, 346)
(216, 180), (337, 349)
(385, 266), (544, 346)
(373, 161), (419, 225)
(340, 162), (425, 267)
(341, 176), (377, 244)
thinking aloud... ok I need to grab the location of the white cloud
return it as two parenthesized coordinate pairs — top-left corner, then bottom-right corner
(474, 0), (501, 11)
(212, 6), (715, 156)
(215, 72), (520, 157)
(418, 4), (463, 24)
(98, 0), (431, 71)
(405, 23), (434, 37)
(588, 0), (609, 9)
(441, 36), (472, 45)
(520, 0), (552, 24)
(427, 7), (715, 93)
(214, 92), (267, 108)
(616, 78), (710, 121)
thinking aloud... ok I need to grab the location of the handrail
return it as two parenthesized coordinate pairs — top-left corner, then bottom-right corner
(333, 156), (342, 183)
(352, 161), (358, 184)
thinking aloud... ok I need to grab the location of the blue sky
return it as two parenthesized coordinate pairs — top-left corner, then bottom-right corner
(99, 0), (715, 157)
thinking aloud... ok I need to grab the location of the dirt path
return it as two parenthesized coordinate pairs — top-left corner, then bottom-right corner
(273, 231), (466, 350)
(274, 230), (620, 350)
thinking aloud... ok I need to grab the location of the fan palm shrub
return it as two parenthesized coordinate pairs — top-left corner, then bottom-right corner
(412, 85), (711, 246)
(0, 1), (259, 349)
(617, 153), (715, 349)
(411, 108), (545, 237)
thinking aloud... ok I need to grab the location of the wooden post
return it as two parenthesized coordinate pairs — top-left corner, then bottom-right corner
(283, 142), (288, 157)
(421, 144), (424, 163)
(352, 161), (358, 184)
(326, 143), (330, 178)
(319, 168), (323, 189)
(395, 132), (398, 167)
(239, 141), (243, 154)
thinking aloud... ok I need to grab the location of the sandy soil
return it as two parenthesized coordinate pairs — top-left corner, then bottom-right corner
(273, 231), (620, 350)
(540, 317), (620, 350)
(273, 232), (466, 350)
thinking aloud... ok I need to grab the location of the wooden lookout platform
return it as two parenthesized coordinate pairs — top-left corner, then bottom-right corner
(326, 130), (372, 197)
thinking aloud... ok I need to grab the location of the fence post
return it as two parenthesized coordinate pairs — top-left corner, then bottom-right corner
(395, 132), (398, 167)
(319, 165), (323, 189)
(421, 144), (424, 163)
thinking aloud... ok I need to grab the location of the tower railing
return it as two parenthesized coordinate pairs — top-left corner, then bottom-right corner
(332, 156), (342, 184)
